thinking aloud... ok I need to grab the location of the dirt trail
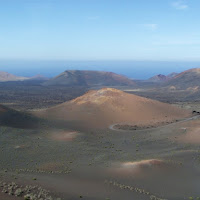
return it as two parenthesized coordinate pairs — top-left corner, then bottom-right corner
(109, 115), (200, 131)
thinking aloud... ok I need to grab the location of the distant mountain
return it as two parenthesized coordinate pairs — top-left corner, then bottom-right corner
(148, 72), (178, 82)
(165, 68), (200, 89)
(0, 71), (28, 82)
(43, 70), (136, 86)
(148, 74), (168, 82)
(29, 74), (49, 81)
(0, 71), (49, 82)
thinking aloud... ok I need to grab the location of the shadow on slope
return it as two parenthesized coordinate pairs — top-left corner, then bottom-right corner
(0, 104), (43, 129)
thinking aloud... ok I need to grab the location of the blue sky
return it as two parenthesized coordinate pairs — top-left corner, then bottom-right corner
(0, 0), (200, 61)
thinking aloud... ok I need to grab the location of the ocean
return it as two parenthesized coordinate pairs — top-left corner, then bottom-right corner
(0, 60), (199, 79)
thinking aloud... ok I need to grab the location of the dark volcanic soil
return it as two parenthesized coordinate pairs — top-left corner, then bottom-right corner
(1, 111), (200, 200)
(0, 84), (200, 200)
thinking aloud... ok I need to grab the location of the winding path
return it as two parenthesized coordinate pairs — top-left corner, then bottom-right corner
(109, 115), (200, 132)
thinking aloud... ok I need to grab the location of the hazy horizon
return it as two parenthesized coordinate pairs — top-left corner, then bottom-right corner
(1, 60), (200, 79)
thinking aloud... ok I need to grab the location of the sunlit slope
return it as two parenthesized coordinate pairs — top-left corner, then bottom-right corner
(36, 88), (190, 129)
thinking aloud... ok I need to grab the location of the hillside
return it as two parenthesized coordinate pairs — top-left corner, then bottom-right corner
(0, 104), (40, 129)
(0, 71), (28, 82)
(35, 88), (190, 129)
(167, 72), (178, 78)
(165, 68), (200, 89)
(29, 74), (49, 81)
(43, 70), (135, 86)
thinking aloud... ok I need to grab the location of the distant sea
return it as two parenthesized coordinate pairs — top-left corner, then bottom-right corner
(0, 60), (200, 80)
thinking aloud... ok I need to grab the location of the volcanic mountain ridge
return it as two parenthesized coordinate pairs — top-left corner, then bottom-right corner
(43, 70), (135, 86)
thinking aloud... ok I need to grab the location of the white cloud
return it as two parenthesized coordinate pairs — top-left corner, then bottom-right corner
(143, 24), (158, 31)
(171, 1), (188, 10)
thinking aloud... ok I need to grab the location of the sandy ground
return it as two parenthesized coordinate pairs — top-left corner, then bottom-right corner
(1, 110), (200, 200)
(0, 95), (200, 200)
